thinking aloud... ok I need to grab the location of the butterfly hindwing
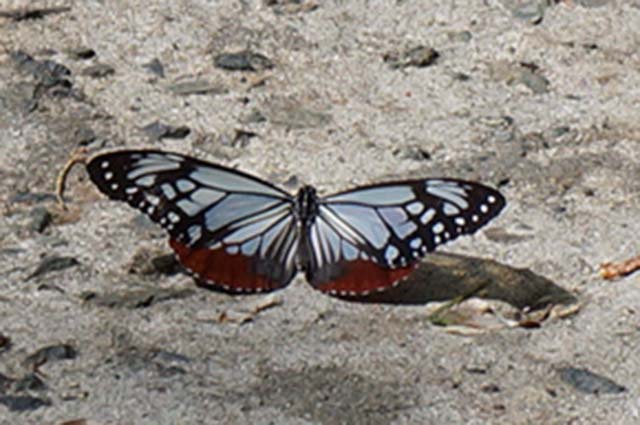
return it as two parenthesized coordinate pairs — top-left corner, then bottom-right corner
(305, 179), (505, 295)
(86, 150), (298, 292)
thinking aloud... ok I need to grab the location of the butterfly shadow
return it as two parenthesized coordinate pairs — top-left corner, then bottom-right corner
(338, 252), (576, 310)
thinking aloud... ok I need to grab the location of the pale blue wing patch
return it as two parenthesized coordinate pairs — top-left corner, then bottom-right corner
(190, 188), (225, 206)
(341, 239), (359, 261)
(326, 186), (415, 205)
(325, 204), (390, 249)
(443, 203), (460, 216)
(204, 194), (281, 233)
(176, 179), (196, 193)
(223, 208), (289, 244)
(187, 225), (202, 244)
(315, 206), (365, 245)
(136, 175), (157, 187)
(126, 158), (181, 179)
(177, 199), (203, 217)
(425, 180), (470, 209)
(240, 237), (260, 256)
(379, 207), (417, 239)
(308, 214), (365, 270)
(260, 216), (291, 257)
(160, 183), (177, 200)
(384, 245), (400, 263)
(406, 201), (424, 215)
(190, 166), (285, 197)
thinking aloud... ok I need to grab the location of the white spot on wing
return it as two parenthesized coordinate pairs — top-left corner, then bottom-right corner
(145, 193), (160, 206)
(420, 208), (436, 225)
(384, 245), (399, 263)
(161, 183), (177, 200)
(168, 212), (180, 223)
(406, 201), (424, 215)
(187, 225), (202, 243)
(136, 175), (156, 187)
(176, 179), (196, 193)
(443, 203), (460, 216)
(433, 222), (445, 234)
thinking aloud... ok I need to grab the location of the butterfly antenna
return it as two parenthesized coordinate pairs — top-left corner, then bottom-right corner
(56, 147), (89, 210)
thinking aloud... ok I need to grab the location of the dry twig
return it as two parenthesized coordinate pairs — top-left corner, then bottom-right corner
(600, 256), (640, 280)
(56, 147), (89, 209)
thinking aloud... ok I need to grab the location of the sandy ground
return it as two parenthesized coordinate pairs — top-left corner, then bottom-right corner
(1, 0), (640, 424)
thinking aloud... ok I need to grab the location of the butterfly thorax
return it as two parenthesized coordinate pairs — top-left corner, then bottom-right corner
(295, 185), (319, 230)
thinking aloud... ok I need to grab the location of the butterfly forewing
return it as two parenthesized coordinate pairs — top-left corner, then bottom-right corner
(305, 179), (505, 295)
(86, 150), (298, 292)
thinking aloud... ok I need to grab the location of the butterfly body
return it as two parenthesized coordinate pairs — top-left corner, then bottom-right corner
(87, 150), (505, 296)
(292, 185), (319, 271)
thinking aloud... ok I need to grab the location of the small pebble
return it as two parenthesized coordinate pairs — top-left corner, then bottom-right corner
(558, 367), (626, 394)
(28, 206), (52, 233)
(214, 51), (274, 72)
(81, 63), (115, 78)
(142, 58), (165, 78)
(26, 256), (79, 281)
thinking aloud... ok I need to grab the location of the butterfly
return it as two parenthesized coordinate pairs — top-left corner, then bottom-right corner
(86, 150), (505, 296)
